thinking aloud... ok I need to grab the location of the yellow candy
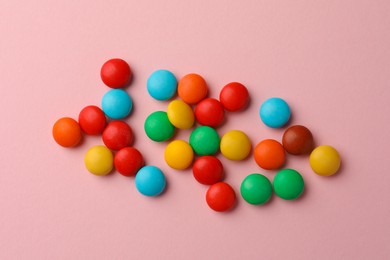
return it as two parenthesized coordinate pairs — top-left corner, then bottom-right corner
(220, 130), (251, 161)
(164, 140), (194, 170)
(310, 145), (341, 176)
(167, 100), (194, 129)
(84, 145), (113, 176)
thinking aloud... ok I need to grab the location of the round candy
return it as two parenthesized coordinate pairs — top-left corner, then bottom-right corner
(195, 98), (225, 127)
(84, 145), (114, 176)
(283, 125), (314, 155)
(102, 121), (134, 150)
(167, 100), (194, 129)
(164, 140), (194, 170)
(144, 111), (175, 142)
(114, 147), (144, 177)
(135, 166), (166, 196)
(52, 117), (82, 147)
(78, 105), (106, 135)
(220, 130), (251, 161)
(102, 89), (132, 119)
(219, 82), (249, 112)
(100, 58), (132, 88)
(178, 73), (208, 104)
(254, 139), (285, 170)
(260, 97), (291, 128)
(192, 156), (224, 185)
(240, 174), (272, 205)
(189, 126), (220, 155)
(206, 182), (236, 212)
(273, 169), (304, 200)
(147, 69), (177, 101)
(310, 145), (341, 176)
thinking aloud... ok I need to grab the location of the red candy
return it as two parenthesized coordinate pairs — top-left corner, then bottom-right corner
(219, 82), (249, 112)
(114, 147), (144, 177)
(78, 105), (106, 135)
(194, 98), (225, 127)
(102, 121), (134, 150)
(100, 58), (132, 88)
(206, 182), (236, 212)
(193, 156), (224, 185)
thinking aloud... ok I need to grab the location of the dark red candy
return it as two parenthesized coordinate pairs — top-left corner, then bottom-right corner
(282, 125), (314, 155)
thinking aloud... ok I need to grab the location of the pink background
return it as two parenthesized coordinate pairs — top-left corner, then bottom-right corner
(1, 0), (389, 259)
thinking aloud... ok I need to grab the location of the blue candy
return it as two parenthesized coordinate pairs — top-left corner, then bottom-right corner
(102, 89), (132, 119)
(147, 69), (177, 101)
(260, 97), (291, 128)
(135, 166), (166, 196)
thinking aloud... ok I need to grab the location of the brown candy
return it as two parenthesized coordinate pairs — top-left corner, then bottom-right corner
(282, 125), (314, 155)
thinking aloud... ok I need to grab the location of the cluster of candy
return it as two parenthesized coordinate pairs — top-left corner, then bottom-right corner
(144, 69), (341, 212)
(52, 59), (166, 196)
(52, 58), (342, 213)
(145, 71), (252, 211)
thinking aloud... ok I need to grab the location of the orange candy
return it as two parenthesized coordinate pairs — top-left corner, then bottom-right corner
(52, 117), (82, 147)
(178, 73), (208, 104)
(254, 139), (285, 170)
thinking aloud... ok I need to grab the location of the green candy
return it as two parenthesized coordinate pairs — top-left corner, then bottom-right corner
(240, 174), (272, 205)
(189, 126), (220, 155)
(273, 169), (304, 200)
(144, 111), (175, 142)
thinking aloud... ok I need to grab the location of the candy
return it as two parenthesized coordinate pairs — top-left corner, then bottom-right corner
(219, 82), (249, 112)
(178, 73), (208, 104)
(102, 89), (132, 119)
(220, 130), (251, 161)
(102, 121), (134, 150)
(52, 117), (82, 147)
(147, 69), (177, 101)
(78, 105), (106, 135)
(144, 111), (175, 142)
(273, 169), (304, 200)
(282, 125), (314, 155)
(135, 166), (166, 196)
(254, 139), (285, 170)
(164, 140), (194, 170)
(100, 58), (132, 88)
(240, 174), (272, 205)
(260, 97), (291, 128)
(192, 156), (224, 185)
(114, 147), (144, 177)
(195, 98), (225, 127)
(167, 100), (194, 129)
(206, 182), (236, 212)
(310, 145), (341, 176)
(189, 126), (220, 155)
(84, 145), (113, 176)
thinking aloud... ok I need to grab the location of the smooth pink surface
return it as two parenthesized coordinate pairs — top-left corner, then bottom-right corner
(1, 1), (389, 259)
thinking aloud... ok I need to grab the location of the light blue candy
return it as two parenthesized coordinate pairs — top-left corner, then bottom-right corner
(102, 89), (132, 119)
(260, 97), (291, 128)
(135, 166), (166, 197)
(147, 69), (177, 101)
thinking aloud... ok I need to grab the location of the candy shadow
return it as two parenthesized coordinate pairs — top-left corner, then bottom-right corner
(322, 160), (345, 179)
(292, 182), (308, 202)
(248, 192), (276, 209)
(121, 66), (135, 90)
(160, 180), (170, 196)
